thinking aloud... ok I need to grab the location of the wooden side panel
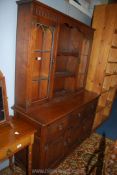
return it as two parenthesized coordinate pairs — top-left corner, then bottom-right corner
(15, 4), (32, 108)
(93, 111), (103, 130)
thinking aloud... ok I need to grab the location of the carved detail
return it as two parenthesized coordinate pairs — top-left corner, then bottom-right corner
(33, 6), (59, 23)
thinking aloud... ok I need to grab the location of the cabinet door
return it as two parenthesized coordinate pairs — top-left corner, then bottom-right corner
(44, 136), (65, 168)
(32, 136), (40, 169)
(67, 125), (83, 148)
(27, 20), (56, 105)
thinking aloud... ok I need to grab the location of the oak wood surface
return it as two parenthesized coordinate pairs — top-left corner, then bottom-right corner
(14, 0), (98, 172)
(15, 90), (98, 126)
(0, 117), (36, 175)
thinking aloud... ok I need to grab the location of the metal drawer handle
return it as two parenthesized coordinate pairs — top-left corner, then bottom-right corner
(45, 145), (48, 151)
(77, 113), (81, 118)
(68, 138), (71, 143)
(58, 124), (63, 131)
(64, 141), (67, 146)
(6, 149), (13, 157)
(90, 105), (94, 110)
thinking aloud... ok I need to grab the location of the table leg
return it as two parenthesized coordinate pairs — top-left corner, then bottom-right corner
(9, 155), (15, 173)
(28, 144), (32, 175)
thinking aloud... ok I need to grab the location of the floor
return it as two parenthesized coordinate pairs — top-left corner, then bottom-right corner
(96, 97), (117, 140)
(1, 133), (114, 175)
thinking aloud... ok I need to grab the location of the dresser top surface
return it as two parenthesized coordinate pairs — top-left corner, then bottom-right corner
(19, 90), (99, 126)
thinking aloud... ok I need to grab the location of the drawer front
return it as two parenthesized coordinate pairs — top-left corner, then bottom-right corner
(69, 109), (84, 128)
(66, 108), (95, 150)
(65, 99), (98, 148)
(69, 99), (98, 128)
(83, 100), (98, 117)
(47, 118), (68, 142)
(0, 135), (32, 161)
(81, 114), (94, 136)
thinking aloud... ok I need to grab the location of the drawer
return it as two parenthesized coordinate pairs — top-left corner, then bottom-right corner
(80, 114), (94, 139)
(67, 110), (95, 148)
(0, 135), (32, 161)
(68, 109), (84, 128)
(47, 118), (68, 142)
(83, 100), (97, 117)
(68, 99), (97, 128)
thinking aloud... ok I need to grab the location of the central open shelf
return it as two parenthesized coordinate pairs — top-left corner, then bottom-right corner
(55, 71), (75, 78)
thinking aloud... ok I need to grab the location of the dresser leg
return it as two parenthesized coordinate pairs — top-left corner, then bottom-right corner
(28, 144), (32, 175)
(9, 155), (14, 173)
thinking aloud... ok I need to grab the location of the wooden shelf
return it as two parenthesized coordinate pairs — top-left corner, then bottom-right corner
(54, 89), (71, 96)
(114, 29), (117, 34)
(111, 45), (117, 49)
(96, 101), (112, 113)
(105, 73), (117, 76)
(108, 61), (117, 63)
(55, 71), (75, 78)
(106, 100), (112, 105)
(102, 87), (116, 93)
(57, 52), (79, 57)
(32, 76), (49, 82)
(33, 50), (51, 53)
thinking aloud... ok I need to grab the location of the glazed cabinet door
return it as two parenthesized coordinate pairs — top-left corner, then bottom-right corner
(26, 20), (56, 106)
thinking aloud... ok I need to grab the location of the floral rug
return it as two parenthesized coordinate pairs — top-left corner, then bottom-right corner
(50, 133), (115, 175)
(0, 133), (116, 175)
(0, 165), (25, 175)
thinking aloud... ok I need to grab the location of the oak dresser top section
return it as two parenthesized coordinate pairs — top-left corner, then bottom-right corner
(17, 90), (99, 126)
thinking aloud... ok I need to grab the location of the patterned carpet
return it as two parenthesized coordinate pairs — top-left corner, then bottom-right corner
(0, 133), (116, 175)
(50, 133), (114, 175)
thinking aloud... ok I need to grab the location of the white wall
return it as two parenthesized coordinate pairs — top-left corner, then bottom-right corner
(0, 0), (17, 170)
(0, 0), (17, 115)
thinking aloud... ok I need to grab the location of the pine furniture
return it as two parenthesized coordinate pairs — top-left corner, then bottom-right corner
(0, 117), (35, 175)
(86, 4), (117, 129)
(14, 0), (99, 172)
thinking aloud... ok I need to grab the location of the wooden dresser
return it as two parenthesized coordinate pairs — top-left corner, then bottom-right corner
(14, 0), (99, 172)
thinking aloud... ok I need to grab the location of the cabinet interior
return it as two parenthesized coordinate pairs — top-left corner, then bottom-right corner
(53, 24), (90, 96)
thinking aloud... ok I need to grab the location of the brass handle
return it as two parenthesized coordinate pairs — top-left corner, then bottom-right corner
(6, 149), (13, 157)
(58, 124), (63, 131)
(64, 141), (67, 146)
(90, 105), (94, 110)
(68, 138), (71, 144)
(77, 113), (81, 118)
(45, 145), (48, 151)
